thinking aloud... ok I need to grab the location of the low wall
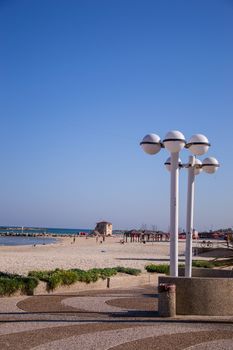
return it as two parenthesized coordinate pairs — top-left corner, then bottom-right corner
(179, 267), (233, 278)
(34, 273), (158, 295)
(159, 269), (233, 316)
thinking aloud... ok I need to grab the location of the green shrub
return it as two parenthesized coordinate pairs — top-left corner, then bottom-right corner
(115, 266), (141, 276)
(71, 269), (89, 282)
(21, 277), (39, 295)
(145, 259), (233, 275)
(28, 266), (141, 290)
(192, 259), (233, 268)
(61, 270), (78, 285)
(28, 270), (50, 281)
(47, 272), (61, 290)
(89, 268), (118, 280)
(145, 264), (169, 274)
(29, 270), (59, 291)
(211, 259), (233, 267)
(0, 275), (39, 296)
(70, 268), (118, 283)
(192, 260), (214, 268)
(0, 277), (21, 296)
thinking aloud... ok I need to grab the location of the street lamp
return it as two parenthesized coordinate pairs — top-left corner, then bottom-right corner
(140, 131), (219, 278)
(141, 130), (186, 277)
(185, 135), (219, 277)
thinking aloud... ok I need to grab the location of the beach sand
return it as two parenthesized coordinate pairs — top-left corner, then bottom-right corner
(0, 236), (187, 275)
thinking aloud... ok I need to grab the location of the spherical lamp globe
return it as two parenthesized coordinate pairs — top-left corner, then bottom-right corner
(163, 130), (186, 153)
(164, 157), (182, 172)
(202, 157), (220, 174)
(193, 158), (203, 176)
(187, 134), (210, 156)
(140, 134), (162, 155)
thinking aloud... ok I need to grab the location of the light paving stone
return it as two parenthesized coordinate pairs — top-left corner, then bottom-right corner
(0, 296), (26, 313)
(62, 295), (133, 313)
(185, 339), (233, 350)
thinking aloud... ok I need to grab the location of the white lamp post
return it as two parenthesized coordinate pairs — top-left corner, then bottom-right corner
(163, 131), (186, 277)
(185, 135), (219, 277)
(164, 155), (202, 278)
(141, 130), (186, 277)
(184, 156), (202, 278)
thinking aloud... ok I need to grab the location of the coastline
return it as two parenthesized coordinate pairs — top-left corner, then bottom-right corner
(0, 235), (175, 275)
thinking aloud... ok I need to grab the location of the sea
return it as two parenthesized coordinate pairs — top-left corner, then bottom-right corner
(0, 227), (92, 246)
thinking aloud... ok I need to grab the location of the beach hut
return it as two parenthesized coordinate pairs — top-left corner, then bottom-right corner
(95, 221), (112, 237)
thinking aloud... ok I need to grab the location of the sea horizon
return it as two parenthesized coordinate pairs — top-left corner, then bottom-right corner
(0, 227), (92, 245)
(0, 226), (91, 235)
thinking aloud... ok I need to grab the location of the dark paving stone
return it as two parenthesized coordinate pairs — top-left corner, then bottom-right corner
(106, 297), (158, 311)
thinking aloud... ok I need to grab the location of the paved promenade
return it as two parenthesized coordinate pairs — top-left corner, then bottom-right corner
(0, 285), (232, 349)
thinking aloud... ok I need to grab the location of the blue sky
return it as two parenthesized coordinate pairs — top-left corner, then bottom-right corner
(0, 0), (232, 231)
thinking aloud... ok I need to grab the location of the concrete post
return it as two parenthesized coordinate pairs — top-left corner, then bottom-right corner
(158, 283), (176, 317)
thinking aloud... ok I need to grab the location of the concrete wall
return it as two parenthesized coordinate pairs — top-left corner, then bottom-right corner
(34, 273), (158, 295)
(159, 269), (233, 316)
(179, 267), (233, 278)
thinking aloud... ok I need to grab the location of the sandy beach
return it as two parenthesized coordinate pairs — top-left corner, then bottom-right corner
(0, 236), (187, 275)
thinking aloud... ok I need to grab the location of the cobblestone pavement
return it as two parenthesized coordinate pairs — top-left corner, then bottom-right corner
(0, 285), (232, 349)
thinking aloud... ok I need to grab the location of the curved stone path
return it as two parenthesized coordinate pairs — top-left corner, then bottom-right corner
(0, 285), (231, 349)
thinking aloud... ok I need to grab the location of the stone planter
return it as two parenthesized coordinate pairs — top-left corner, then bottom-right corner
(159, 268), (233, 316)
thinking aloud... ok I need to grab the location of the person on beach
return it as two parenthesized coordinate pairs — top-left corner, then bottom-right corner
(72, 237), (76, 244)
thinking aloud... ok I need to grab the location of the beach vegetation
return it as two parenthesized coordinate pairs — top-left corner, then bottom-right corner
(145, 264), (170, 274)
(29, 266), (141, 291)
(0, 273), (38, 296)
(192, 259), (233, 268)
(191, 260), (214, 268)
(20, 276), (39, 295)
(145, 259), (233, 274)
(28, 269), (78, 290)
(115, 266), (141, 276)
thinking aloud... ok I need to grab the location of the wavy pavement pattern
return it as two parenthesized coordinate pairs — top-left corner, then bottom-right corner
(0, 285), (231, 349)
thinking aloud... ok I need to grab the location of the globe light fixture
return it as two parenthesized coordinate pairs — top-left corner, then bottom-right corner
(186, 134), (210, 156)
(140, 134), (162, 155)
(164, 157), (182, 172)
(193, 158), (203, 176)
(202, 157), (220, 174)
(163, 130), (186, 153)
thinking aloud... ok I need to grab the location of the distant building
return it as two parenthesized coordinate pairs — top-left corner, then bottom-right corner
(95, 221), (112, 236)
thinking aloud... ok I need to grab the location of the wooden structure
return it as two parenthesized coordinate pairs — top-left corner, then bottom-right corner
(123, 230), (169, 243)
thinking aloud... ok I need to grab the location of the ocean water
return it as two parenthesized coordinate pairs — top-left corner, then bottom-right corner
(0, 227), (91, 246)
(46, 228), (91, 235)
(0, 236), (57, 246)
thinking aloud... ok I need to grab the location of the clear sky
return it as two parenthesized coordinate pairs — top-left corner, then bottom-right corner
(0, 0), (232, 231)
